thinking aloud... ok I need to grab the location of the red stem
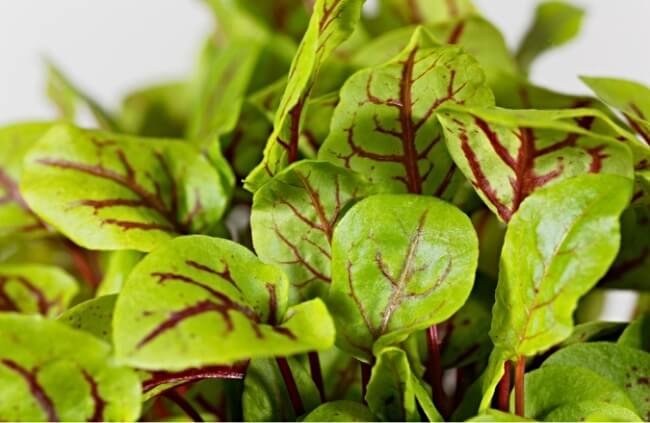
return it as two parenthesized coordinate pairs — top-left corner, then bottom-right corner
(63, 239), (101, 289)
(308, 351), (326, 402)
(515, 356), (525, 417)
(497, 361), (511, 412)
(276, 357), (304, 416)
(164, 390), (203, 422)
(361, 361), (372, 404)
(427, 325), (447, 415)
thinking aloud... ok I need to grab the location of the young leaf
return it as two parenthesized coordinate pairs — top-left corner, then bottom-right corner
(320, 36), (494, 197)
(0, 264), (78, 317)
(58, 294), (117, 343)
(46, 62), (120, 131)
(618, 312), (650, 352)
(0, 314), (141, 421)
(303, 400), (377, 422)
(113, 235), (335, 370)
(581, 76), (650, 146)
(243, 357), (321, 421)
(21, 124), (232, 252)
(543, 342), (650, 419)
(521, 365), (636, 419)
(244, 0), (365, 191)
(544, 401), (643, 422)
(251, 160), (371, 303)
(480, 174), (633, 409)
(328, 194), (478, 361)
(438, 107), (634, 222)
(516, 1), (585, 74)
(0, 122), (53, 238)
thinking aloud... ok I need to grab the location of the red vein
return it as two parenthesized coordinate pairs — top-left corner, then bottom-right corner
(0, 275), (57, 315)
(142, 363), (248, 393)
(1, 359), (58, 421)
(81, 370), (105, 422)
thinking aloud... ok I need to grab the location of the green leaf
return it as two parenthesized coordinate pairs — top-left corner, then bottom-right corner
(480, 174), (632, 409)
(467, 409), (533, 422)
(120, 81), (190, 138)
(113, 235), (335, 370)
(244, 0), (365, 191)
(366, 347), (440, 422)
(438, 106), (634, 222)
(242, 357), (320, 421)
(618, 312), (650, 352)
(251, 160), (371, 303)
(320, 346), (362, 401)
(0, 314), (141, 421)
(544, 401), (643, 422)
(558, 321), (626, 348)
(472, 208), (506, 279)
(581, 76), (650, 147)
(303, 400), (377, 422)
(543, 342), (650, 419)
(21, 124), (232, 252)
(328, 194), (478, 361)
(0, 264), (78, 317)
(45, 62), (120, 131)
(320, 34), (494, 198)
(0, 122), (53, 238)
(58, 294), (117, 343)
(96, 250), (143, 296)
(516, 1), (585, 74)
(521, 366), (635, 420)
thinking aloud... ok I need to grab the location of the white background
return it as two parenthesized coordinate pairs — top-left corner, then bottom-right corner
(0, 1), (645, 319)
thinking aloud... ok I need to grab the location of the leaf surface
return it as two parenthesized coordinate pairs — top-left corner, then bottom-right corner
(113, 235), (334, 370)
(618, 312), (650, 352)
(544, 401), (643, 422)
(21, 124), (232, 252)
(58, 294), (117, 343)
(0, 314), (140, 422)
(303, 400), (376, 422)
(328, 194), (477, 361)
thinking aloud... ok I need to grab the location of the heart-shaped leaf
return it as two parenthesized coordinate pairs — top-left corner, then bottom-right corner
(438, 106), (634, 222)
(58, 294), (117, 343)
(21, 124), (232, 252)
(0, 122), (53, 238)
(543, 342), (650, 419)
(303, 400), (377, 422)
(251, 160), (371, 303)
(0, 264), (78, 317)
(114, 235), (335, 370)
(480, 174), (632, 409)
(328, 194), (478, 361)
(320, 32), (494, 197)
(0, 314), (141, 422)
(244, 0), (365, 191)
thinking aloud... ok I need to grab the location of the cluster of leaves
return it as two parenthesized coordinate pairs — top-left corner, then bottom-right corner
(1, 0), (649, 421)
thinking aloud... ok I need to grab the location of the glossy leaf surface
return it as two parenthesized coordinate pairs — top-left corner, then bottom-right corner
(245, 0), (365, 191)
(21, 124), (231, 252)
(439, 107), (633, 222)
(320, 36), (494, 197)
(0, 314), (141, 422)
(114, 235), (334, 370)
(251, 160), (371, 303)
(328, 194), (478, 361)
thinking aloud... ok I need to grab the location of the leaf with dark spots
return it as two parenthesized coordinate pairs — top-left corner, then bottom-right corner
(480, 175), (632, 410)
(327, 194), (478, 361)
(0, 264), (78, 318)
(438, 106), (634, 222)
(251, 160), (372, 304)
(114, 235), (334, 371)
(543, 342), (650, 419)
(0, 314), (141, 421)
(320, 31), (494, 198)
(20, 124), (232, 252)
(244, 0), (365, 191)
(58, 294), (117, 343)
(0, 122), (54, 239)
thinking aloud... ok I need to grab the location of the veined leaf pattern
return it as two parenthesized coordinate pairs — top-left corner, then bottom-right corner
(438, 107), (634, 222)
(21, 124), (232, 252)
(320, 36), (494, 198)
(244, 0), (365, 191)
(365, 0), (476, 35)
(0, 314), (141, 422)
(0, 264), (78, 318)
(480, 174), (633, 410)
(328, 194), (478, 361)
(251, 160), (371, 304)
(114, 236), (334, 370)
